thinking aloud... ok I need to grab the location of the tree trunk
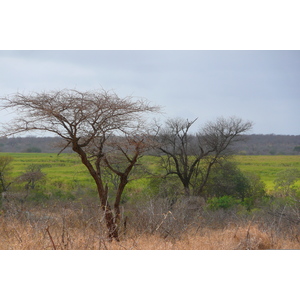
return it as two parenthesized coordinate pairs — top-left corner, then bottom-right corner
(73, 145), (120, 241)
(114, 176), (128, 227)
(104, 205), (120, 242)
(183, 185), (190, 196)
(98, 185), (120, 242)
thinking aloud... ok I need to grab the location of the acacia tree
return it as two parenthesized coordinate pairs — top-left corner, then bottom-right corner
(1, 89), (159, 241)
(157, 116), (253, 197)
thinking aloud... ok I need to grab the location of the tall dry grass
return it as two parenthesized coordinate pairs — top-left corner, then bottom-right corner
(1, 217), (299, 249)
(1, 197), (300, 250)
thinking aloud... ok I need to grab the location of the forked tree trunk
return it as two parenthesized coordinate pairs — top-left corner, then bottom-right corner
(73, 146), (120, 242)
(97, 183), (120, 242)
(102, 176), (128, 242)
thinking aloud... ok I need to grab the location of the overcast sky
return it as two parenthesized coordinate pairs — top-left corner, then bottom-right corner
(1, 1), (300, 295)
(0, 50), (299, 135)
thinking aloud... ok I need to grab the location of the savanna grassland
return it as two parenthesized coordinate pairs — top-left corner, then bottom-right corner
(233, 155), (300, 190)
(1, 153), (300, 250)
(4, 153), (300, 191)
(3, 153), (93, 187)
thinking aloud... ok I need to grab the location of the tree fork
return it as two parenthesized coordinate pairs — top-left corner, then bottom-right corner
(1, 89), (160, 242)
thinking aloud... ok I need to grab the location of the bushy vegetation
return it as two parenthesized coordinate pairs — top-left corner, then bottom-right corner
(0, 152), (300, 249)
(1, 153), (300, 205)
(1, 194), (300, 250)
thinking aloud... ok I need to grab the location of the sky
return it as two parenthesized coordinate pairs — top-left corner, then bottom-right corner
(0, 50), (299, 135)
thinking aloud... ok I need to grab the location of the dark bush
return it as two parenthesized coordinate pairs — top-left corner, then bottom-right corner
(24, 146), (42, 153)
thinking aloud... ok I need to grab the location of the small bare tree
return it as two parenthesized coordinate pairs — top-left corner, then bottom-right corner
(0, 155), (14, 207)
(1, 89), (160, 241)
(16, 164), (46, 199)
(157, 116), (253, 197)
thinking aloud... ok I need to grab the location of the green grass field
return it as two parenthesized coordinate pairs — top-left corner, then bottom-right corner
(1, 153), (300, 192)
(233, 155), (300, 190)
(1, 153), (94, 190)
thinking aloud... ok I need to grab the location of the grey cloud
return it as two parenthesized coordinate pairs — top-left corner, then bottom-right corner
(0, 50), (299, 135)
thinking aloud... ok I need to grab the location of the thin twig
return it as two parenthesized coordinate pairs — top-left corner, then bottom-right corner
(46, 226), (57, 250)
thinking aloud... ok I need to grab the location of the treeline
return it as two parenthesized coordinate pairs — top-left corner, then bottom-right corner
(232, 134), (300, 155)
(1, 134), (299, 155)
(0, 136), (71, 153)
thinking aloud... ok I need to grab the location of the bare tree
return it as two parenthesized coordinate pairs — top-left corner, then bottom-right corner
(157, 116), (253, 197)
(1, 89), (160, 241)
(0, 155), (14, 207)
(16, 164), (46, 198)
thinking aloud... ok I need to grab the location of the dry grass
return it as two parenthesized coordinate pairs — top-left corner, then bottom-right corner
(105, 226), (299, 250)
(1, 197), (300, 250)
(0, 215), (299, 250)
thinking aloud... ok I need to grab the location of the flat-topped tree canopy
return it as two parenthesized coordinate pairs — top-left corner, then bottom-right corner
(0, 88), (161, 241)
(1, 89), (159, 139)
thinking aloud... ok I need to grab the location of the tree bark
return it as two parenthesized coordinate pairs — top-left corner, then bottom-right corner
(73, 143), (120, 241)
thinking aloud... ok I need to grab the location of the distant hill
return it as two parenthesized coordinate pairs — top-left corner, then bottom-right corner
(231, 134), (300, 155)
(0, 136), (72, 154)
(0, 134), (300, 155)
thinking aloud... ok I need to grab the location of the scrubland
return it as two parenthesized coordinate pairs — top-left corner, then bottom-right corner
(1, 197), (300, 250)
(1, 153), (300, 250)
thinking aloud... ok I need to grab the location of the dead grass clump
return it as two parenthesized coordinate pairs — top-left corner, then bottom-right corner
(232, 224), (274, 250)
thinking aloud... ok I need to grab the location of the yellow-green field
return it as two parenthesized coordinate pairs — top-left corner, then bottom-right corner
(1, 153), (300, 192)
(1, 153), (93, 189)
(233, 155), (300, 190)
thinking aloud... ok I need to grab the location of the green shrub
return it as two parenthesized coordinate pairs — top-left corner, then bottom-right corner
(206, 196), (240, 210)
(50, 189), (76, 201)
(273, 168), (300, 197)
(26, 190), (50, 202)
